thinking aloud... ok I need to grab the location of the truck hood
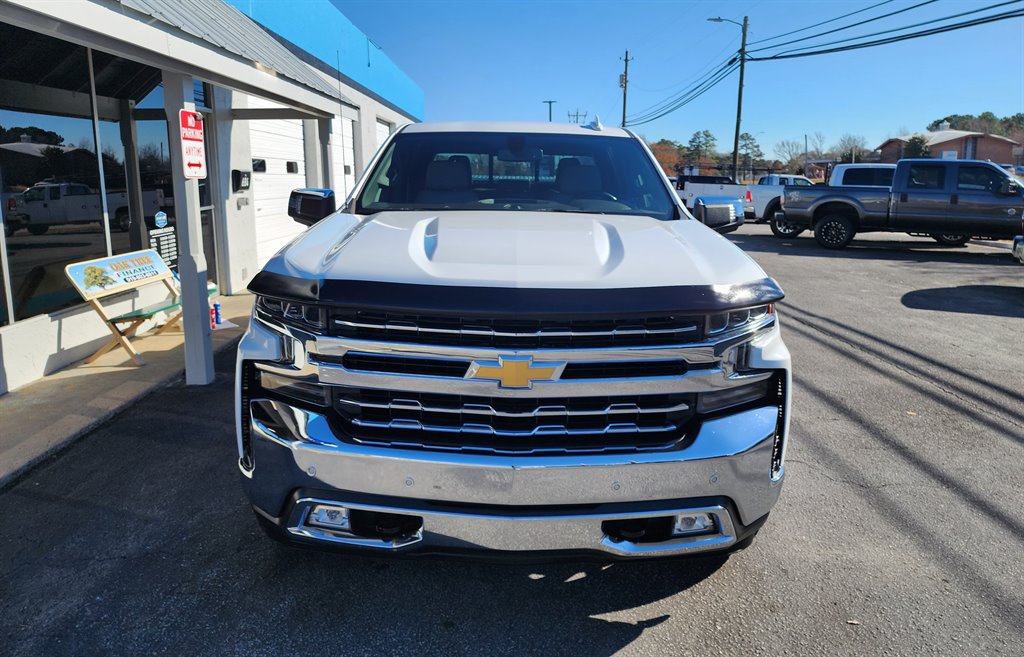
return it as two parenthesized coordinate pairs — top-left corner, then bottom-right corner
(263, 210), (769, 290)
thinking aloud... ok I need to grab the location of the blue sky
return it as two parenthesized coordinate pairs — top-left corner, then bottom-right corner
(332, 0), (1024, 156)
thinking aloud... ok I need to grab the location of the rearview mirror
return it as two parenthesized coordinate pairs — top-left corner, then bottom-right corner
(288, 188), (336, 226)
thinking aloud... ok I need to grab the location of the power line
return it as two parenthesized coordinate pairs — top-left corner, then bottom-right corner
(627, 61), (740, 126)
(747, 0), (941, 53)
(748, 7), (1024, 61)
(763, 0), (1024, 57)
(626, 56), (738, 123)
(626, 61), (737, 125)
(748, 0), (897, 45)
(624, 1), (1024, 126)
(629, 34), (739, 94)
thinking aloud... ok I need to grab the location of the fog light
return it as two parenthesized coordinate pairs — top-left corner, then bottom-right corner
(308, 504), (351, 531)
(672, 512), (716, 537)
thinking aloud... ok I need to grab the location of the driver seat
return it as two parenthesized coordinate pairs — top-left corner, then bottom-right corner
(555, 159), (603, 200)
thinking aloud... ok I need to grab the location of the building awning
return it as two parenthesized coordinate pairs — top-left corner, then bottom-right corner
(0, 0), (353, 117)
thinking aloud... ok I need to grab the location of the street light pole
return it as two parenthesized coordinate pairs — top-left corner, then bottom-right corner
(542, 100), (556, 122)
(709, 15), (748, 183)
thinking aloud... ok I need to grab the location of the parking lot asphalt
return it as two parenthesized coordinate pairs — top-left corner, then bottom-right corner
(1, 224), (1021, 657)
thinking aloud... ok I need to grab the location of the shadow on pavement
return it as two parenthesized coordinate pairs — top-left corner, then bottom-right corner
(0, 346), (730, 657)
(793, 377), (1023, 630)
(901, 284), (1024, 317)
(782, 301), (1024, 417)
(728, 232), (1019, 266)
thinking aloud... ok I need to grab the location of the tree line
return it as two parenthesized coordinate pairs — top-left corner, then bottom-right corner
(647, 112), (1023, 178)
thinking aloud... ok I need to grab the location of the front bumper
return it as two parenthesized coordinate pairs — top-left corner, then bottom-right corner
(245, 400), (782, 558)
(236, 307), (791, 559)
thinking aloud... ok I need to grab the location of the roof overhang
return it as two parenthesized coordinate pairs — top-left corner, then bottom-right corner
(0, 0), (340, 118)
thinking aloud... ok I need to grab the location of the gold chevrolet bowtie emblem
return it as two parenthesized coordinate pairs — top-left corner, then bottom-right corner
(467, 356), (563, 389)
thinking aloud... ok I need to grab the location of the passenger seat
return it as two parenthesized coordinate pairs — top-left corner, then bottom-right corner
(416, 158), (477, 204)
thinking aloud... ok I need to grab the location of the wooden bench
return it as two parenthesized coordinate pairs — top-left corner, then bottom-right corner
(64, 249), (216, 365)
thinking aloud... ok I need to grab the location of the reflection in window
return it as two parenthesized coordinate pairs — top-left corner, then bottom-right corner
(907, 165), (945, 190)
(957, 166), (1002, 193)
(1, 108), (108, 320)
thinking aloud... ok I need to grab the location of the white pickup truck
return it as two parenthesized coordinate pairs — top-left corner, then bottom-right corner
(237, 122), (792, 560)
(677, 174), (814, 223)
(7, 181), (166, 236)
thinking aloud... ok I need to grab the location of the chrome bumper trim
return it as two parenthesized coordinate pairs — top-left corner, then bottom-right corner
(286, 497), (737, 557)
(244, 402), (782, 525)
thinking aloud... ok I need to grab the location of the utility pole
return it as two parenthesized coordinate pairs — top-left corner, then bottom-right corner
(708, 16), (748, 181)
(804, 133), (808, 174)
(567, 109), (588, 124)
(542, 100), (556, 122)
(620, 50), (632, 128)
(732, 16), (748, 182)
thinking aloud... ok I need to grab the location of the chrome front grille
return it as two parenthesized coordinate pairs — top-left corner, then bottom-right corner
(330, 388), (695, 454)
(322, 351), (694, 381)
(329, 310), (704, 349)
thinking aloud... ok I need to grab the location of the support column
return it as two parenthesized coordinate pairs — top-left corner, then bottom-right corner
(302, 119), (322, 187)
(318, 117), (334, 191)
(162, 70), (214, 385)
(119, 99), (148, 251)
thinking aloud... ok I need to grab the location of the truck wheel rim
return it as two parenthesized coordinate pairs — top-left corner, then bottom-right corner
(822, 222), (846, 245)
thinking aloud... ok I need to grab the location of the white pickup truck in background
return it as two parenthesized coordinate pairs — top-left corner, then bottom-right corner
(677, 174), (814, 222)
(7, 181), (166, 236)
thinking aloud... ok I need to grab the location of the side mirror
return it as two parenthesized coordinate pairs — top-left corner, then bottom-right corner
(288, 188), (336, 226)
(999, 179), (1021, 196)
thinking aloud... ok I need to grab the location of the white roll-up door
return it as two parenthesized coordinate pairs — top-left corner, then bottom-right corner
(249, 98), (306, 267)
(331, 110), (357, 199)
(375, 119), (392, 149)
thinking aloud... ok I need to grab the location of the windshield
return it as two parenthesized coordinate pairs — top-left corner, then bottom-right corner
(356, 131), (677, 220)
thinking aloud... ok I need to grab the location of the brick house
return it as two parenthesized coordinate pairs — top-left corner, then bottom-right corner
(877, 129), (1021, 164)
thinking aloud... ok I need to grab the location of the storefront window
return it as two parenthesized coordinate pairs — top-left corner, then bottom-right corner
(0, 107), (109, 320)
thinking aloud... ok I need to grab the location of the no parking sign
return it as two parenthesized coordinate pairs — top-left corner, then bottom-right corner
(179, 109), (207, 180)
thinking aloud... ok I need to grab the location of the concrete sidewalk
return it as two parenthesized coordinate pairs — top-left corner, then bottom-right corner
(0, 293), (253, 487)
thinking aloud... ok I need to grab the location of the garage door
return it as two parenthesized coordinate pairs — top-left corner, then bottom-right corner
(331, 111), (357, 199)
(249, 99), (306, 267)
(375, 119), (392, 150)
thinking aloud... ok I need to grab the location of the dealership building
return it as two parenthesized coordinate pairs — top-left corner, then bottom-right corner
(0, 0), (422, 394)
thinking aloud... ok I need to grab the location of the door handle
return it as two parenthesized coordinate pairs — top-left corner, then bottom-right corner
(950, 194), (958, 205)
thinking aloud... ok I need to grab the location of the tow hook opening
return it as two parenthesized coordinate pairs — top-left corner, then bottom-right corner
(602, 512), (717, 544)
(350, 509), (423, 541)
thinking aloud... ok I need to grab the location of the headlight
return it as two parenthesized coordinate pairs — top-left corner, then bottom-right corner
(255, 295), (325, 332)
(706, 303), (774, 337)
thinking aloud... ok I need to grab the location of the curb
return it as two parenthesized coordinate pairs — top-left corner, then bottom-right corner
(0, 336), (241, 492)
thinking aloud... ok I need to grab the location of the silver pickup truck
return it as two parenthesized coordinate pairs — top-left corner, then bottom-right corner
(236, 122), (791, 559)
(773, 159), (1024, 248)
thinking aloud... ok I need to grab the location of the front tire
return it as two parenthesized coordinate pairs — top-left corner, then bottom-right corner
(814, 214), (855, 249)
(27, 224), (48, 236)
(116, 210), (130, 232)
(770, 215), (805, 238)
(931, 233), (969, 247)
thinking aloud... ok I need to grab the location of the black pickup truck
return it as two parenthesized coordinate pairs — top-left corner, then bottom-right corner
(772, 159), (1024, 249)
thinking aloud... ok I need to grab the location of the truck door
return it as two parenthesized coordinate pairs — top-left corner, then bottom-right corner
(891, 163), (951, 233)
(63, 184), (94, 224)
(952, 164), (1024, 238)
(20, 186), (51, 225)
